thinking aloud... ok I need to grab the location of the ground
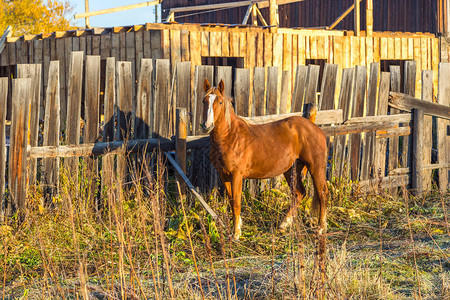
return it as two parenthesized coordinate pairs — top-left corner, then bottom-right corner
(0, 166), (449, 299)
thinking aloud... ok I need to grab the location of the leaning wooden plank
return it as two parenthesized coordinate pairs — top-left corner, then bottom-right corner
(374, 72), (390, 176)
(291, 65), (307, 112)
(0, 78), (7, 211)
(42, 61), (60, 203)
(304, 65), (320, 105)
(389, 92), (450, 120)
(16, 64), (42, 186)
(175, 61), (191, 112)
(154, 59), (171, 138)
(234, 68), (250, 117)
(350, 65), (367, 181)
(279, 70), (291, 114)
(215, 66), (232, 98)
(84, 55), (101, 205)
(333, 68), (354, 179)
(165, 151), (224, 227)
(437, 63), (450, 192)
(253, 67), (266, 116)
(400, 60), (416, 168)
(65, 52), (84, 194)
(388, 65), (401, 174)
(318, 63), (338, 110)
(8, 78), (32, 217)
(421, 70), (433, 190)
(266, 66), (278, 115)
(101, 57), (116, 195)
(360, 62), (379, 180)
(193, 65), (214, 135)
(136, 59), (154, 139)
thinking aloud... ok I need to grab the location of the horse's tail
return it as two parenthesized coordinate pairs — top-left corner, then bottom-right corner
(302, 103), (317, 124)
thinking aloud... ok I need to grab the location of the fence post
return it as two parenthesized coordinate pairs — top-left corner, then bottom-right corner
(411, 108), (424, 195)
(176, 107), (187, 198)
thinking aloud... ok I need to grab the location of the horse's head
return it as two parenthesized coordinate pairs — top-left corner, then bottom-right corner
(201, 78), (226, 134)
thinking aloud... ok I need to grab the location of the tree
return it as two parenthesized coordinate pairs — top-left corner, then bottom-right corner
(0, 0), (74, 36)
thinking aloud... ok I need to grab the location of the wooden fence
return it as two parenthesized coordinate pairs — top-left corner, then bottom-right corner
(0, 52), (449, 216)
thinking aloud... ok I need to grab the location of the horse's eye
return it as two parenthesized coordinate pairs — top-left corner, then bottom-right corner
(220, 101), (222, 104)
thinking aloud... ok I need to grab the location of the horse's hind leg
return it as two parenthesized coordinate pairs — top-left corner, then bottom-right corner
(309, 161), (329, 235)
(280, 161), (306, 231)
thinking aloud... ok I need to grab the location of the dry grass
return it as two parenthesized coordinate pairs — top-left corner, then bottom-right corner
(0, 153), (449, 299)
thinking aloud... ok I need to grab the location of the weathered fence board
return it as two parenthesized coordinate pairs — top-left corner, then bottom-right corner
(215, 66), (232, 97)
(252, 67), (265, 116)
(65, 51), (84, 193)
(437, 63), (450, 192)
(8, 78), (32, 216)
(374, 71), (391, 176)
(0, 78), (7, 212)
(291, 65), (307, 112)
(421, 70), (433, 190)
(84, 55), (101, 203)
(42, 61), (60, 202)
(17, 64), (41, 186)
(193, 65), (213, 134)
(350, 66), (367, 181)
(101, 57), (115, 193)
(136, 59), (154, 139)
(175, 61), (191, 112)
(279, 70), (291, 114)
(304, 65), (320, 105)
(361, 62), (379, 180)
(266, 66), (278, 115)
(333, 68), (354, 179)
(401, 60), (416, 168)
(318, 63), (338, 110)
(235, 68), (250, 116)
(154, 59), (171, 138)
(388, 65), (401, 175)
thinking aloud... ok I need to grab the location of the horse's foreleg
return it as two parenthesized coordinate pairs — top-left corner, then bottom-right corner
(280, 162), (306, 231)
(231, 174), (243, 240)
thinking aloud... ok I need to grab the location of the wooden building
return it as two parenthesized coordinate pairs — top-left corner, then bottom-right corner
(162, 0), (448, 34)
(0, 0), (449, 122)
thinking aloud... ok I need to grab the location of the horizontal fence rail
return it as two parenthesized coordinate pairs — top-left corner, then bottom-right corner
(0, 53), (449, 217)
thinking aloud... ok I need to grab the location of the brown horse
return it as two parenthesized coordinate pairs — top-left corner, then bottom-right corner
(201, 79), (329, 240)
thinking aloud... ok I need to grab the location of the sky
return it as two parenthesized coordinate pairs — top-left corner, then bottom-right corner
(70, 0), (162, 28)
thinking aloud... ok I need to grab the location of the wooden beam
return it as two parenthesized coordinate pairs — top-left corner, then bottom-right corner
(242, 4), (253, 25)
(0, 26), (13, 54)
(389, 92), (450, 120)
(74, 1), (160, 19)
(366, 0), (373, 36)
(354, 0), (361, 36)
(168, 0), (304, 14)
(164, 152), (225, 228)
(269, 0), (278, 27)
(328, 1), (361, 30)
(85, 0), (90, 28)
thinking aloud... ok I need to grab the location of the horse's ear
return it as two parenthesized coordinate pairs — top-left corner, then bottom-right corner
(203, 78), (211, 92)
(218, 79), (225, 94)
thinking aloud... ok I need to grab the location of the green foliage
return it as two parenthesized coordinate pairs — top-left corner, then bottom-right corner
(0, 0), (74, 35)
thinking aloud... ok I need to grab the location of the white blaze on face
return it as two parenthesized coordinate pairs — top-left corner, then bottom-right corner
(204, 94), (216, 128)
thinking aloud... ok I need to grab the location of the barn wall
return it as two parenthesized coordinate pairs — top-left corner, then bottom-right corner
(162, 0), (440, 33)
